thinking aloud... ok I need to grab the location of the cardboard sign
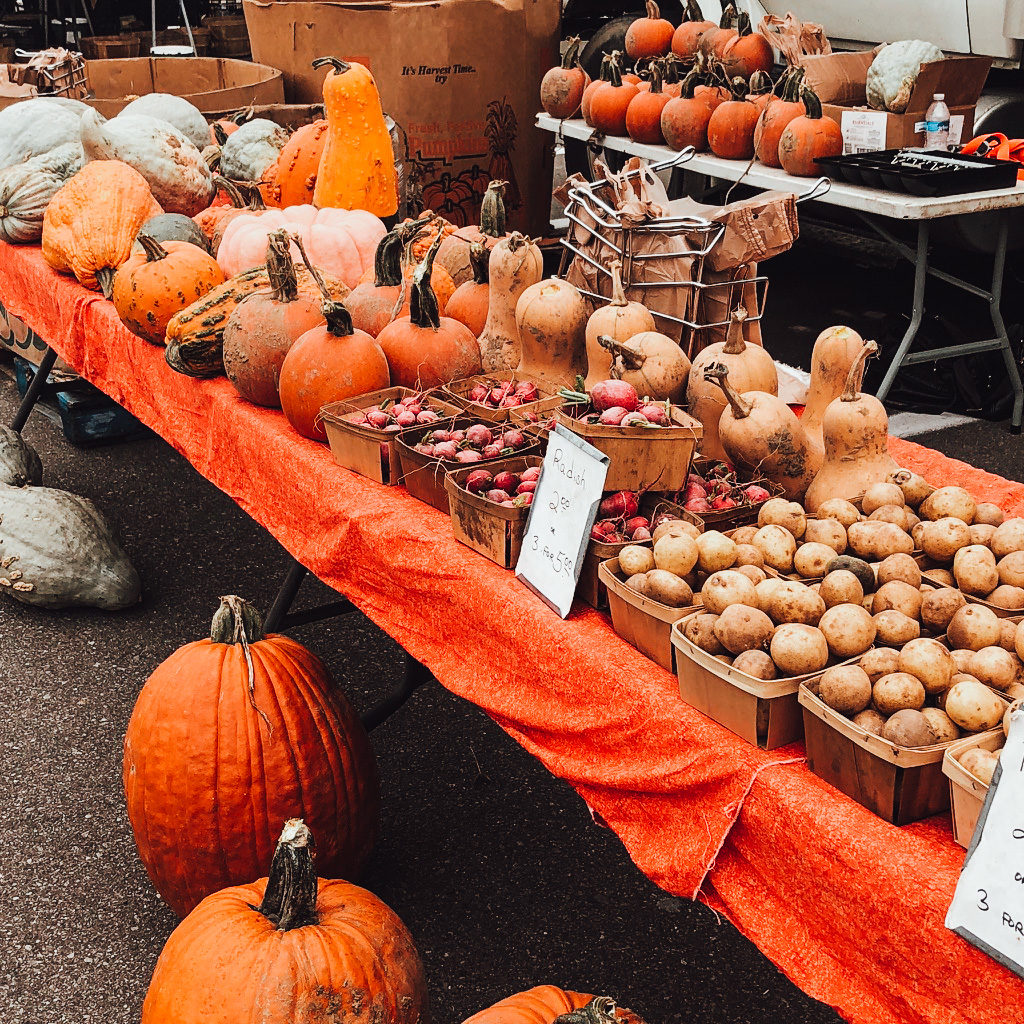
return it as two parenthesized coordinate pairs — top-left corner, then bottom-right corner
(946, 710), (1024, 978)
(515, 425), (608, 618)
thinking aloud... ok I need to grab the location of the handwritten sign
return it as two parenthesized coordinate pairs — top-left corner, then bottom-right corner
(515, 424), (608, 618)
(946, 709), (1024, 978)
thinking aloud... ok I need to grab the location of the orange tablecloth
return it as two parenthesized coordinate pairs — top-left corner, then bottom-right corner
(3, 242), (1023, 1024)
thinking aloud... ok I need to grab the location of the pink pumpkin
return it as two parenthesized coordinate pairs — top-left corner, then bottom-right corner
(216, 205), (386, 288)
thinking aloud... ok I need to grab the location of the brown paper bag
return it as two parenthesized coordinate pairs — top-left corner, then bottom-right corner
(757, 13), (832, 66)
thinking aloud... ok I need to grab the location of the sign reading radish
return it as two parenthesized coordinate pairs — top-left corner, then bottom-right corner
(516, 424), (609, 617)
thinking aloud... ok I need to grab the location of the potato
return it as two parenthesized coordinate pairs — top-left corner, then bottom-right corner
(734, 543), (764, 569)
(991, 518), (1024, 557)
(920, 587), (967, 633)
(872, 580), (922, 620)
(794, 542), (839, 579)
(819, 664), (872, 714)
(920, 486), (977, 524)
(999, 618), (1018, 652)
(873, 610), (920, 647)
(645, 570), (694, 608)
(961, 748), (1000, 785)
(998, 551), (1024, 588)
(654, 533), (699, 576)
(753, 524), (797, 573)
(816, 498), (861, 528)
(730, 525), (758, 546)
(969, 646), (1018, 691)
(876, 553), (922, 589)
(873, 672), (926, 714)
(1006, 682), (1024, 701)
(735, 564), (767, 585)
(695, 530), (738, 572)
(653, 520), (699, 544)
(950, 649), (976, 673)
(713, 604), (774, 654)
(758, 497), (806, 538)
(619, 545), (655, 576)
(825, 555), (875, 594)
(921, 707), (961, 744)
(716, 654), (734, 665)
(975, 502), (1005, 527)
(852, 708), (887, 736)
(898, 637), (954, 694)
(947, 605), (1002, 651)
(847, 521), (914, 560)
(905, 510), (921, 531)
(861, 647), (900, 683)
(920, 517), (972, 563)
(1005, 698), (1023, 737)
(682, 612), (722, 654)
(990, 585), (1024, 610)
(869, 504), (909, 530)
(882, 709), (937, 748)
(953, 544), (999, 596)
(945, 679), (1006, 732)
(890, 469), (933, 509)
(767, 582), (826, 626)
(819, 570), (864, 609)
(926, 567), (955, 586)
(754, 577), (787, 614)
(625, 572), (649, 596)
(970, 523), (997, 547)
(911, 522), (927, 549)
(770, 623), (828, 675)
(732, 649), (777, 680)
(803, 517), (847, 554)
(701, 570), (757, 615)
(818, 603), (876, 658)
(862, 481), (906, 514)
(1016, 621), (1024, 663)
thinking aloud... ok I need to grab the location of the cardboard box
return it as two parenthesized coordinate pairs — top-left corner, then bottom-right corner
(242, 0), (560, 234)
(801, 50), (991, 153)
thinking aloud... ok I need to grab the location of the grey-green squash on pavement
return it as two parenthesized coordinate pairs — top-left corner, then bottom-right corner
(0, 427), (42, 487)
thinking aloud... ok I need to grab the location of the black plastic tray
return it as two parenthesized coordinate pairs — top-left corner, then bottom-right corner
(815, 149), (1019, 197)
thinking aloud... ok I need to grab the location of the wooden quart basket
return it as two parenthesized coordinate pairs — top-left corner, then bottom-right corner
(942, 730), (1005, 849)
(443, 376), (560, 424)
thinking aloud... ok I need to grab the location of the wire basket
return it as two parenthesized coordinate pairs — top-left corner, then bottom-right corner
(12, 49), (87, 98)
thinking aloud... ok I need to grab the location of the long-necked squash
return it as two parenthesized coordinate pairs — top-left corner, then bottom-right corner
(516, 277), (588, 389)
(312, 56), (398, 217)
(477, 231), (542, 371)
(584, 259), (655, 388)
(801, 325), (864, 450)
(803, 340), (900, 511)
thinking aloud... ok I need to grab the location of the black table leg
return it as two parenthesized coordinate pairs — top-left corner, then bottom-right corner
(9, 347), (58, 432)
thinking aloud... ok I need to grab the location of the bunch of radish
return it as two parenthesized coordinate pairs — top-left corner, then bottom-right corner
(680, 462), (772, 515)
(590, 491), (684, 544)
(411, 422), (531, 464)
(561, 378), (672, 427)
(465, 378), (543, 409)
(347, 393), (444, 432)
(462, 465), (540, 508)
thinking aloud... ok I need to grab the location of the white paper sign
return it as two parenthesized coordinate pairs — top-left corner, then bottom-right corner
(946, 710), (1024, 978)
(515, 423), (608, 618)
(840, 110), (888, 155)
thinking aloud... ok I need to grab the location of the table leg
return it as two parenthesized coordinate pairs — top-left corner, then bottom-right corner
(361, 655), (434, 731)
(875, 222), (928, 405)
(9, 346), (58, 433)
(264, 554), (357, 632)
(988, 218), (1023, 433)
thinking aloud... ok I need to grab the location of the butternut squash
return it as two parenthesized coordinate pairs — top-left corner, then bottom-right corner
(801, 325), (864, 450)
(600, 331), (690, 402)
(804, 341), (900, 512)
(706, 364), (821, 502)
(477, 232), (542, 372)
(686, 307), (777, 462)
(515, 278), (588, 390)
(584, 259), (656, 388)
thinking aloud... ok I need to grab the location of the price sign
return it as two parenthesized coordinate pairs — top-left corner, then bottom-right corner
(515, 423), (608, 618)
(946, 708), (1024, 978)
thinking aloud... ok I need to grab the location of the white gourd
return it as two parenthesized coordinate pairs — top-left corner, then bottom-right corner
(0, 144), (85, 244)
(120, 93), (211, 150)
(80, 109), (214, 217)
(219, 118), (289, 181)
(0, 99), (88, 170)
(866, 40), (944, 113)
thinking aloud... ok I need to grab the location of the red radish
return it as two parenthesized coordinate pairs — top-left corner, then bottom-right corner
(383, 423), (402, 433)
(620, 411), (651, 427)
(599, 491), (640, 519)
(404, 404), (422, 416)
(400, 395), (422, 406)
(517, 480), (537, 494)
(394, 409), (417, 427)
(500, 395), (522, 408)
(366, 409), (390, 428)
(520, 410), (539, 423)
(486, 488), (511, 502)
(711, 494), (738, 509)
(469, 384), (490, 403)
(490, 387), (508, 404)
(521, 466), (541, 482)
(625, 516), (650, 533)
(502, 429), (526, 449)
(416, 410), (439, 423)
(414, 443), (435, 456)
(466, 469), (493, 493)
(516, 493), (534, 507)
(431, 430), (451, 442)
(685, 496), (711, 513)
(501, 499), (517, 507)
(590, 526), (608, 541)
(450, 430), (466, 443)
(632, 526), (652, 541)
(599, 406), (630, 426)
(457, 450), (483, 463)
(482, 443), (503, 459)
(743, 483), (771, 502)
(591, 379), (640, 412)
(466, 423), (493, 447)
(639, 403), (669, 424)
(433, 441), (458, 459)
(515, 381), (539, 400)
(493, 471), (518, 492)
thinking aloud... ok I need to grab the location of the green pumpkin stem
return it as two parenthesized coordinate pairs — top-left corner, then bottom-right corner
(311, 55), (351, 75)
(680, 61), (702, 99)
(608, 51), (624, 88)
(552, 996), (619, 1024)
(137, 234), (169, 263)
(373, 214), (433, 287)
(409, 231), (443, 330)
(290, 232), (353, 335)
(479, 180), (507, 237)
(256, 819), (320, 931)
(718, 2), (737, 29)
(648, 60), (664, 95)
(801, 84), (823, 119)
(211, 174), (245, 208)
(212, 122), (228, 146)
(560, 36), (583, 70)
(735, 10), (752, 36)
(469, 241), (489, 286)
(210, 594), (265, 644)
(265, 231), (300, 303)
(95, 267), (115, 299)
(749, 69), (771, 97)
(684, 0), (704, 22)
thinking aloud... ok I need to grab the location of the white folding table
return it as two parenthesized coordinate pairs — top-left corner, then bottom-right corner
(537, 113), (1024, 431)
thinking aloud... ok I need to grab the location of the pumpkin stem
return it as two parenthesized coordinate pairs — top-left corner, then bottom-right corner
(597, 52), (614, 84)
(607, 259), (628, 307)
(645, 0), (661, 18)
(95, 267), (116, 299)
(663, 53), (682, 86)
(841, 340), (879, 401)
(212, 174), (245, 208)
(373, 214), (433, 287)
(210, 594), (266, 644)
(680, 61), (702, 99)
(704, 363), (752, 419)
(256, 818), (319, 931)
(718, 2), (737, 29)
(479, 180), (507, 238)
(233, 102), (255, 126)
(312, 56), (351, 75)
(727, 75), (749, 101)
(560, 36), (583, 71)
(265, 230), (300, 303)
(722, 307), (748, 354)
(553, 996), (619, 1024)
(777, 64), (805, 101)
(409, 231), (443, 331)
(648, 60), (664, 95)
(468, 241), (489, 285)
(607, 52), (624, 89)
(684, 0), (704, 22)
(291, 232), (354, 336)
(212, 122), (228, 146)
(801, 84), (823, 120)
(136, 234), (169, 263)
(735, 10), (753, 36)
(749, 69), (771, 97)
(599, 333), (646, 372)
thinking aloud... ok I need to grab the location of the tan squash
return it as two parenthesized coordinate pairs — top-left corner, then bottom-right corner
(686, 307), (778, 462)
(584, 259), (656, 388)
(477, 231), (543, 372)
(706, 364), (821, 502)
(599, 331), (690, 403)
(515, 278), (588, 390)
(804, 340), (900, 512)
(801, 325), (865, 451)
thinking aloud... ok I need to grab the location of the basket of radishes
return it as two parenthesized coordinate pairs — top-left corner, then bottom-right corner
(558, 378), (702, 492)
(444, 376), (562, 424)
(678, 459), (783, 528)
(510, 404), (560, 444)
(395, 416), (540, 513)
(321, 387), (461, 485)
(445, 456), (543, 567)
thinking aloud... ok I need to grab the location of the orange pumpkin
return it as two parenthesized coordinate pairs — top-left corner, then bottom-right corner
(754, 65), (806, 167)
(444, 242), (489, 337)
(123, 596), (379, 918)
(377, 233), (483, 388)
(778, 85), (842, 176)
(720, 11), (774, 80)
(582, 54), (615, 125)
(661, 68), (717, 152)
(707, 77), (760, 159)
(141, 819), (426, 1023)
(587, 54), (639, 137)
(541, 36), (591, 119)
(263, 119), (329, 208)
(701, 3), (738, 58)
(625, 60), (671, 144)
(672, 0), (715, 58)
(463, 989), (647, 1024)
(625, 0), (675, 59)
(436, 178), (510, 285)
(112, 234), (225, 345)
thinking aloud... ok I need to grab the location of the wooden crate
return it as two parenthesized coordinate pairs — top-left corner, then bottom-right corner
(942, 731), (1006, 849)
(320, 388), (459, 485)
(445, 456), (542, 568)
(80, 35), (142, 59)
(560, 405), (702, 492)
(443, 376), (561, 424)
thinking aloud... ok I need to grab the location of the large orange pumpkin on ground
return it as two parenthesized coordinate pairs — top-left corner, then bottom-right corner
(123, 596), (379, 918)
(463, 988), (647, 1024)
(141, 819), (427, 1023)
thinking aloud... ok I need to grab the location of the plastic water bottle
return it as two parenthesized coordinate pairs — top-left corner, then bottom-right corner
(924, 94), (950, 151)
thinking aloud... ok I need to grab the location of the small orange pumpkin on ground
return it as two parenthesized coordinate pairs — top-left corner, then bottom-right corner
(625, 0), (675, 59)
(754, 65), (806, 167)
(541, 36), (591, 119)
(707, 76), (760, 159)
(445, 241), (490, 337)
(463, 988), (648, 1024)
(778, 85), (843, 176)
(112, 234), (225, 345)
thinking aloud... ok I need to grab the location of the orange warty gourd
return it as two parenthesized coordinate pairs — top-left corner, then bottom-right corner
(541, 36), (591, 119)
(376, 233), (483, 388)
(779, 85), (842, 177)
(626, 61), (672, 144)
(263, 119), (328, 208)
(123, 597), (379, 918)
(587, 54), (639, 137)
(478, 231), (544, 371)
(753, 66), (805, 167)
(140, 818), (426, 1023)
(405, 213), (457, 263)
(800, 324), (865, 451)
(445, 242), (490, 337)
(222, 231), (326, 407)
(585, 259), (656, 387)
(436, 178), (510, 285)
(42, 160), (162, 297)
(625, 0), (675, 59)
(112, 234), (225, 345)
(721, 11), (774, 80)
(672, 0), (716, 58)
(463, 989), (647, 1024)
(582, 54), (614, 125)
(312, 56), (398, 217)
(707, 77), (760, 159)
